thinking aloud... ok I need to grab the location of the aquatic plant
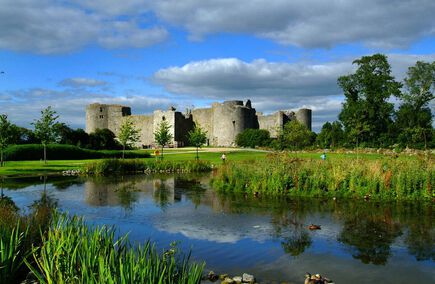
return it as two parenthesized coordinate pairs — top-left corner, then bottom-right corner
(26, 213), (204, 284)
(211, 153), (434, 200)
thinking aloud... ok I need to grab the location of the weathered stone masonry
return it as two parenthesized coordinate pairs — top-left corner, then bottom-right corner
(85, 100), (312, 147)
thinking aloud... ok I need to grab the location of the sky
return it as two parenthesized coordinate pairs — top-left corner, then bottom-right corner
(1, 0), (434, 132)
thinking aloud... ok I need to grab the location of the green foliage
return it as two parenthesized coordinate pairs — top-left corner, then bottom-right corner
(32, 106), (59, 146)
(211, 153), (434, 201)
(187, 124), (208, 160)
(55, 123), (90, 147)
(0, 114), (12, 166)
(32, 106), (60, 164)
(154, 120), (173, 160)
(235, 128), (271, 148)
(84, 159), (212, 176)
(276, 120), (314, 150)
(338, 54), (402, 147)
(3, 144), (150, 161)
(316, 121), (344, 149)
(118, 117), (140, 158)
(395, 61), (434, 149)
(88, 128), (121, 150)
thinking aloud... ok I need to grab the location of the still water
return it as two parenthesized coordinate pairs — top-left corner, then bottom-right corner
(1, 174), (434, 283)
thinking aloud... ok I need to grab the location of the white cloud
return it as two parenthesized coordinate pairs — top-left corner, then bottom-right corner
(152, 0), (435, 49)
(0, 0), (167, 54)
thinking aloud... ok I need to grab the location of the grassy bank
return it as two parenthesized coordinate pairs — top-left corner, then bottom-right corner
(211, 153), (434, 201)
(84, 159), (212, 175)
(0, 199), (204, 284)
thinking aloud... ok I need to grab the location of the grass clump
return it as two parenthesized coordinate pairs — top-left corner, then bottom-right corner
(211, 153), (434, 201)
(4, 144), (150, 161)
(84, 159), (212, 176)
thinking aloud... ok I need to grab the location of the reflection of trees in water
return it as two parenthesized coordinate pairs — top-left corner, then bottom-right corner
(153, 179), (171, 209)
(336, 202), (405, 265)
(115, 181), (139, 214)
(281, 230), (312, 257)
(402, 204), (434, 261)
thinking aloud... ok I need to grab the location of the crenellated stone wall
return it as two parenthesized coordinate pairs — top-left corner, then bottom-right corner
(85, 100), (312, 147)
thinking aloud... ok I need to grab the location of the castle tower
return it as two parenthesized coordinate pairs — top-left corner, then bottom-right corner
(295, 108), (312, 131)
(85, 103), (131, 134)
(211, 100), (256, 146)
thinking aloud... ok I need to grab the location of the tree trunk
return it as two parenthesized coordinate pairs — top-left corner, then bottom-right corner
(122, 144), (125, 159)
(44, 143), (47, 164)
(161, 146), (164, 160)
(0, 149), (3, 167)
(196, 147), (199, 160)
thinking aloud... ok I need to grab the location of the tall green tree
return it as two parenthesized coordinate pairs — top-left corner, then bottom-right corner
(0, 114), (12, 166)
(316, 121), (344, 149)
(338, 54), (402, 147)
(278, 120), (313, 150)
(32, 106), (60, 164)
(118, 117), (140, 159)
(187, 124), (208, 160)
(153, 120), (173, 160)
(396, 61), (434, 148)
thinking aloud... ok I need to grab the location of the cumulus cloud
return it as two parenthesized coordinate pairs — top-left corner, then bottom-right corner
(153, 54), (435, 130)
(59, 78), (108, 88)
(0, 0), (167, 54)
(152, 0), (435, 49)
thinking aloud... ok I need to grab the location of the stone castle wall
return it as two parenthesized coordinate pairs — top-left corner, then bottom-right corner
(85, 100), (312, 147)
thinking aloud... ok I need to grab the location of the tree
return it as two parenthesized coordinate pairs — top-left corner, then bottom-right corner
(338, 54), (402, 147)
(316, 121), (344, 149)
(278, 120), (313, 150)
(187, 124), (208, 160)
(395, 61), (434, 149)
(87, 128), (120, 150)
(0, 114), (12, 166)
(154, 120), (173, 160)
(32, 106), (60, 164)
(118, 117), (140, 159)
(236, 128), (271, 148)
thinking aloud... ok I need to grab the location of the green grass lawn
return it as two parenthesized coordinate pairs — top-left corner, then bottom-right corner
(0, 150), (267, 176)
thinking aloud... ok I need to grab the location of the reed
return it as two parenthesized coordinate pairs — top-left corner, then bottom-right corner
(211, 153), (434, 200)
(84, 159), (212, 176)
(26, 213), (204, 284)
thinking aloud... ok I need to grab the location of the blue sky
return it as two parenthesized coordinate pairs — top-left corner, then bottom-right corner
(1, 0), (434, 131)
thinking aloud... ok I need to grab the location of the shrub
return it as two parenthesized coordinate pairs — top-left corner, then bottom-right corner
(236, 128), (271, 148)
(3, 144), (150, 161)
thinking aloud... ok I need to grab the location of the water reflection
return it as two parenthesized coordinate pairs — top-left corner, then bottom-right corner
(2, 174), (434, 276)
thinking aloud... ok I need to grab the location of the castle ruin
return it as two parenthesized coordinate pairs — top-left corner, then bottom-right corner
(85, 100), (312, 147)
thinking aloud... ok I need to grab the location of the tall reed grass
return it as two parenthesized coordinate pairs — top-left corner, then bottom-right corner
(26, 214), (204, 284)
(211, 153), (434, 200)
(1, 195), (204, 283)
(84, 159), (212, 176)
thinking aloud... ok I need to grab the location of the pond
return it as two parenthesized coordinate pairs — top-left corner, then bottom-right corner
(1, 174), (434, 283)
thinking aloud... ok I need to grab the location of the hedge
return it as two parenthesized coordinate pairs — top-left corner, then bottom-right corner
(3, 144), (150, 161)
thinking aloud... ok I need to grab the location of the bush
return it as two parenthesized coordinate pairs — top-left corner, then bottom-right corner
(236, 128), (271, 148)
(3, 144), (150, 161)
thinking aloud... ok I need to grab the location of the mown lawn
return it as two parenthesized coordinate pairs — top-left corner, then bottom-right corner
(0, 150), (268, 176)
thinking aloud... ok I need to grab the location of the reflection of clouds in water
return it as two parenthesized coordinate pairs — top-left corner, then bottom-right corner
(154, 205), (341, 244)
(154, 206), (274, 243)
